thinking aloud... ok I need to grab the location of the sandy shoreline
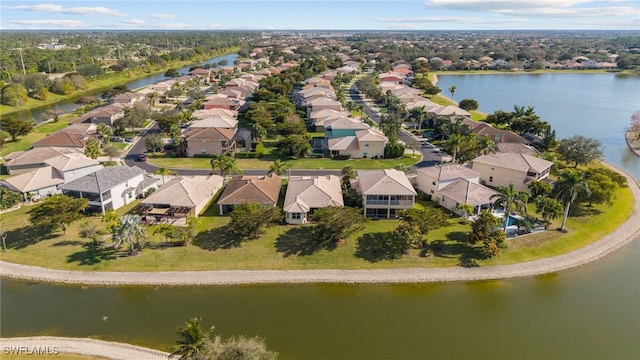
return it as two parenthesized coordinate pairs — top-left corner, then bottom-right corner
(0, 336), (169, 360)
(0, 163), (639, 286)
(625, 129), (640, 157)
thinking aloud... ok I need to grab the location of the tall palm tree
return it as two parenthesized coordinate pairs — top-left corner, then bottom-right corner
(171, 317), (214, 359)
(490, 183), (529, 232)
(155, 166), (177, 185)
(268, 159), (290, 175)
(446, 133), (465, 163)
(553, 169), (591, 231)
(410, 106), (427, 131)
(112, 214), (146, 254)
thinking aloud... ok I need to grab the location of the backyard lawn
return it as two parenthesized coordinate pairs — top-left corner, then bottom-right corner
(148, 153), (420, 170)
(0, 183), (633, 272)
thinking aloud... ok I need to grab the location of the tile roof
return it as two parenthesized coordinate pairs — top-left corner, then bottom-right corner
(59, 166), (145, 193)
(2, 166), (64, 192)
(356, 169), (417, 196)
(472, 153), (553, 173)
(438, 178), (500, 206)
(417, 164), (479, 182)
(283, 175), (344, 213)
(328, 136), (358, 151)
(188, 116), (238, 129)
(217, 173), (281, 206)
(142, 175), (223, 208)
(184, 127), (235, 141)
(33, 131), (86, 148)
(4, 147), (98, 171)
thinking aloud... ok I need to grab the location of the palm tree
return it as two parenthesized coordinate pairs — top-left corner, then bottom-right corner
(476, 135), (498, 155)
(490, 183), (529, 232)
(155, 166), (177, 185)
(210, 154), (243, 177)
(553, 169), (591, 231)
(102, 144), (121, 162)
(446, 133), (465, 163)
(341, 166), (355, 183)
(171, 317), (214, 359)
(449, 85), (456, 99)
(410, 106), (427, 131)
(268, 159), (290, 175)
(112, 214), (147, 254)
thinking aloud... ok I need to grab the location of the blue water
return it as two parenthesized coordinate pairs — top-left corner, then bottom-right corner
(437, 73), (640, 179)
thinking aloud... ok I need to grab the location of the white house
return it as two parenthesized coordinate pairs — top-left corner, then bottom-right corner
(283, 175), (344, 224)
(59, 166), (157, 214)
(354, 169), (417, 218)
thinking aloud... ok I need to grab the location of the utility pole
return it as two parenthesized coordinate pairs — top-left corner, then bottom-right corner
(13, 48), (26, 75)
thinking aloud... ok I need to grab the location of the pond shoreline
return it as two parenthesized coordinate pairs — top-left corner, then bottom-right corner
(625, 129), (640, 157)
(0, 336), (169, 360)
(1, 162), (638, 287)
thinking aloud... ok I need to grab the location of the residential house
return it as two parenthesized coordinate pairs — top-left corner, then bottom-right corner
(434, 178), (499, 217)
(59, 166), (157, 214)
(203, 95), (243, 111)
(461, 119), (529, 144)
(217, 173), (281, 215)
(110, 92), (146, 107)
(32, 131), (87, 148)
(328, 128), (387, 159)
(187, 116), (238, 131)
(305, 97), (342, 116)
(354, 169), (417, 218)
(283, 175), (344, 224)
(471, 152), (553, 192)
(183, 127), (236, 157)
(3, 147), (100, 176)
(140, 175), (223, 220)
(324, 117), (370, 139)
(416, 164), (480, 196)
(82, 103), (126, 126)
(1, 166), (65, 200)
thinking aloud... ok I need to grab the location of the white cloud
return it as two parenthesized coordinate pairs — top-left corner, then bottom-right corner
(375, 16), (526, 24)
(4, 4), (126, 17)
(150, 13), (178, 20)
(121, 19), (146, 25)
(426, 0), (638, 17)
(9, 19), (85, 28)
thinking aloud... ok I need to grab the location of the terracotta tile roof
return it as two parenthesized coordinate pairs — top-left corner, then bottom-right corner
(217, 173), (281, 206)
(33, 131), (86, 148)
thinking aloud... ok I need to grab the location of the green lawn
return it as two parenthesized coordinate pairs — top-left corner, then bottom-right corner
(0, 183), (633, 272)
(1, 113), (84, 157)
(148, 153), (420, 170)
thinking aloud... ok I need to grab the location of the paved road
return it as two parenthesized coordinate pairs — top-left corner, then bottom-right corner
(348, 84), (443, 169)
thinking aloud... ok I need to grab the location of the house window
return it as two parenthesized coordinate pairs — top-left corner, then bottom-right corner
(201, 149), (206, 154)
(125, 181), (129, 187)
(430, 190), (434, 194)
(291, 213), (301, 220)
(364, 142), (369, 147)
(432, 181), (436, 186)
(489, 176), (493, 182)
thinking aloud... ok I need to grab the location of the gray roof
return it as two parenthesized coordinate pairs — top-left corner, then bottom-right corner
(60, 166), (145, 193)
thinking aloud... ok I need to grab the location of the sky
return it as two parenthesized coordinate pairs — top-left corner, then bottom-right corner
(1, 0), (639, 31)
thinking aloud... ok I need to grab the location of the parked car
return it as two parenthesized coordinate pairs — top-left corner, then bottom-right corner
(138, 154), (147, 161)
(110, 136), (125, 143)
(125, 137), (134, 143)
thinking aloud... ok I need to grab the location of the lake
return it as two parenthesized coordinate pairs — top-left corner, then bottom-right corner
(436, 72), (640, 179)
(10, 53), (238, 124)
(2, 73), (640, 360)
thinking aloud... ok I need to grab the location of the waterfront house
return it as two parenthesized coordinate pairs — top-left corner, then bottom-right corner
(471, 152), (553, 193)
(59, 166), (157, 214)
(354, 169), (417, 218)
(217, 173), (281, 215)
(283, 175), (344, 224)
(140, 175), (223, 221)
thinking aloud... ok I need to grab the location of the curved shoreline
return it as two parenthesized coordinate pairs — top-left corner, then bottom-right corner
(1, 164), (639, 286)
(0, 336), (169, 360)
(625, 129), (640, 157)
